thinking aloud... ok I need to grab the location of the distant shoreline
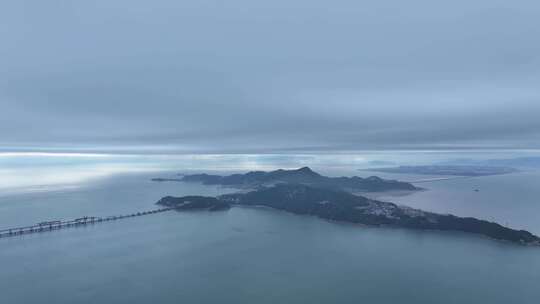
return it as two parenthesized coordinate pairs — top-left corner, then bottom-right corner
(360, 165), (519, 178)
(408, 176), (471, 183)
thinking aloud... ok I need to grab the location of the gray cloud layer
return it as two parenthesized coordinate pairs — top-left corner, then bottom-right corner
(2, 0), (540, 153)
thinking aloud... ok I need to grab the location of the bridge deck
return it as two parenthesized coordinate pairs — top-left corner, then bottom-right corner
(0, 207), (174, 238)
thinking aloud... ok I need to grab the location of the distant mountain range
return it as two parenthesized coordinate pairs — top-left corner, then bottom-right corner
(361, 165), (518, 177)
(157, 184), (540, 246)
(441, 157), (540, 168)
(152, 167), (418, 192)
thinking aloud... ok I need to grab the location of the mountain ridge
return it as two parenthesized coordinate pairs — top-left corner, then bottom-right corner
(153, 167), (418, 193)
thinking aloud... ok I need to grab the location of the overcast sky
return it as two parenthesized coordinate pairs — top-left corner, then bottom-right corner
(2, 0), (540, 154)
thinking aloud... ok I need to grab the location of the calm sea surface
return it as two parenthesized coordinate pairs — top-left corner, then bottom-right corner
(366, 170), (540, 235)
(1, 170), (539, 303)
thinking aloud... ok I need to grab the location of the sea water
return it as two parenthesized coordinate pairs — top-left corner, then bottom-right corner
(1, 170), (539, 303)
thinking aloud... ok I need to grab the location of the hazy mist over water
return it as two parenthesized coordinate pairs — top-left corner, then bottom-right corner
(2, 150), (540, 233)
(2, 150), (539, 193)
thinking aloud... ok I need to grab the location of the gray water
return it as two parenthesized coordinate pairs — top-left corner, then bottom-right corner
(1, 172), (540, 303)
(372, 170), (540, 235)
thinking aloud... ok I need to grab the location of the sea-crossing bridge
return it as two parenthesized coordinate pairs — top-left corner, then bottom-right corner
(0, 207), (175, 238)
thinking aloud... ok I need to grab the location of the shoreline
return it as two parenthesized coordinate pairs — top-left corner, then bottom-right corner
(232, 205), (539, 248)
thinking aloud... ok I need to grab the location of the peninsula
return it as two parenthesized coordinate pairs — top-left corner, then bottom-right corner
(157, 183), (540, 246)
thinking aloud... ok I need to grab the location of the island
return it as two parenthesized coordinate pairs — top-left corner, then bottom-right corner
(157, 183), (540, 246)
(157, 196), (230, 211)
(361, 165), (518, 177)
(153, 167), (418, 193)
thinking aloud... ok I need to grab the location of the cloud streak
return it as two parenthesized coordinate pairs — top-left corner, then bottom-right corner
(2, 0), (540, 153)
